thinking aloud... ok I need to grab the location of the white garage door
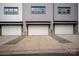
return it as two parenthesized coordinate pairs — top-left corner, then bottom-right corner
(28, 25), (48, 35)
(55, 25), (73, 34)
(2, 25), (22, 35)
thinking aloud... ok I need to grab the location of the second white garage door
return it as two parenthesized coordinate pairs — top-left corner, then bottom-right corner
(28, 25), (48, 35)
(55, 25), (73, 34)
(2, 25), (22, 35)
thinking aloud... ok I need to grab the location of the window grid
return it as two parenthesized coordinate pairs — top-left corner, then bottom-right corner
(4, 7), (18, 15)
(58, 7), (71, 14)
(31, 6), (46, 14)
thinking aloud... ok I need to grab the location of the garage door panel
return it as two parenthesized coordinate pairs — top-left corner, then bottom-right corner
(55, 25), (73, 34)
(2, 25), (22, 35)
(28, 25), (48, 35)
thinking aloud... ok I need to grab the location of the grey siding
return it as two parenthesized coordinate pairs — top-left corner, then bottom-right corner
(54, 3), (78, 21)
(22, 3), (53, 21)
(0, 3), (22, 22)
(78, 4), (79, 34)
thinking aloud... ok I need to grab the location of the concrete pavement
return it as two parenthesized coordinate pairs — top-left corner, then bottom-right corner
(0, 36), (19, 45)
(0, 35), (78, 55)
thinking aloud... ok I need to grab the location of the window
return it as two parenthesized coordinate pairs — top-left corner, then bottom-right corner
(31, 6), (46, 14)
(58, 7), (71, 14)
(4, 7), (18, 15)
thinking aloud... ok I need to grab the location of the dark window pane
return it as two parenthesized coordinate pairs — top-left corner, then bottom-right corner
(4, 7), (18, 15)
(31, 6), (46, 14)
(58, 7), (71, 14)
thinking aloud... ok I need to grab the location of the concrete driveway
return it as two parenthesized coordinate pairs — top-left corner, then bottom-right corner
(0, 36), (19, 45)
(57, 35), (79, 48)
(0, 35), (78, 55)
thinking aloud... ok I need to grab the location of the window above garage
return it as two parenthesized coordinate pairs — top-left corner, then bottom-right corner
(58, 7), (71, 14)
(31, 6), (46, 14)
(4, 7), (18, 15)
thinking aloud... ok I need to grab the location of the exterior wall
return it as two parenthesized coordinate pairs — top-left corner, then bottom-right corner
(22, 3), (53, 21)
(78, 4), (79, 34)
(54, 3), (78, 21)
(0, 3), (22, 22)
(0, 3), (78, 35)
(78, 10), (79, 33)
